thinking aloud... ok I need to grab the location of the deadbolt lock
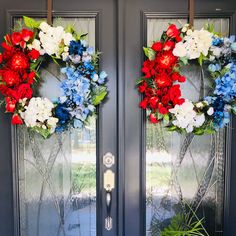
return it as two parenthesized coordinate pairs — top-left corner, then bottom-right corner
(103, 152), (115, 168)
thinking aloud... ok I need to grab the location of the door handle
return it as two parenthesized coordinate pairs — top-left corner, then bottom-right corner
(104, 169), (115, 231)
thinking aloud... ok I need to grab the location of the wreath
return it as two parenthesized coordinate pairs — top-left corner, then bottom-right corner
(138, 23), (236, 135)
(0, 16), (108, 138)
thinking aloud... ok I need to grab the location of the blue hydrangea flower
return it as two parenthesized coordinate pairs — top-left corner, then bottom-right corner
(69, 40), (86, 55)
(206, 96), (230, 129)
(208, 63), (221, 72)
(214, 62), (236, 102)
(212, 37), (223, 46)
(55, 38), (108, 132)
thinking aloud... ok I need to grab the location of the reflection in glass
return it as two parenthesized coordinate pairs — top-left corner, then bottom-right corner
(146, 18), (229, 236)
(16, 17), (97, 236)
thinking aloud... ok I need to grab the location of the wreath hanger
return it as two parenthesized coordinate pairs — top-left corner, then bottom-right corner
(47, 0), (53, 25)
(188, 0), (195, 27)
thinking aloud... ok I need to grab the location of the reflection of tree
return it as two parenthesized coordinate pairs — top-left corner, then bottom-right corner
(72, 163), (96, 195)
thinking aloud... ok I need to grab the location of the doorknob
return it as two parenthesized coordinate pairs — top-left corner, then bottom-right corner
(104, 161), (115, 231)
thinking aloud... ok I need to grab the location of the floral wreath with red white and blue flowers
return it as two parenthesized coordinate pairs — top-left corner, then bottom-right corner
(138, 23), (236, 135)
(0, 17), (108, 138)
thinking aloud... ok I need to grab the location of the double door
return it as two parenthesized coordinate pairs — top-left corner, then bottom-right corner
(0, 0), (236, 236)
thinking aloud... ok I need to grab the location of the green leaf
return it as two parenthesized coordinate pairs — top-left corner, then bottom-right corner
(23, 16), (41, 29)
(143, 47), (156, 60)
(180, 56), (188, 65)
(51, 56), (60, 66)
(198, 54), (203, 66)
(163, 114), (170, 122)
(204, 128), (215, 134)
(92, 86), (108, 106)
(77, 33), (88, 40)
(167, 125), (177, 131)
(30, 127), (51, 139)
(136, 77), (145, 85)
(193, 128), (204, 135)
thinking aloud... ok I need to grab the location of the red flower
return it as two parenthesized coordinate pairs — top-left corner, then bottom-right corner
(12, 32), (22, 45)
(21, 29), (34, 42)
(11, 114), (23, 125)
(5, 97), (17, 113)
(9, 53), (29, 71)
(157, 51), (177, 69)
(139, 99), (148, 109)
(158, 103), (168, 114)
(163, 41), (175, 51)
(149, 96), (159, 109)
(17, 83), (33, 100)
(145, 88), (155, 97)
(166, 24), (180, 39)
(20, 41), (26, 49)
(0, 85), (17, 99)
(155, 73), (172, 87)
(28, 49), (40, 60)
(178, 75), (186, 83)
(2, 42), (13, 51)
(171, 72), (180, 81)
(150, 113), (159, 124)
(28, 71), (36, 84)
(168, 84), (183, 105)
(142, 60), (155, 78)
(161, 95), (170, 105)
(138, 81), (147, 93)
(151, 42), (162, 52)
(0, 53), (2, 63)
(2, 70), (20, 86)
(175, 35), (182, 42)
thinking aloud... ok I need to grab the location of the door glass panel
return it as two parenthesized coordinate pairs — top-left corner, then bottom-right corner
(146, 18), (229, 236)
(16, 17), (97, 236)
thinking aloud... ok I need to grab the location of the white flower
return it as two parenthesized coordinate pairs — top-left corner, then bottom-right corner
(207, 107), (214, 116)
(20, 97), (58, 133)
(173, 42), (187, 57)
(173, 28), (213, 60)
(169, 100), (205, 133)
(38, 25), (74, 57)
(186, 29), (193, 35)
(39, 22), (51, 33)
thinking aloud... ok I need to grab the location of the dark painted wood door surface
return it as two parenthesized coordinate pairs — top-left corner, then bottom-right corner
(0, 1), (236, 236)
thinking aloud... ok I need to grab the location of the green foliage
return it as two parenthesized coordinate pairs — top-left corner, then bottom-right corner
(23, 16), (41, 29)
(161, 214), (207, 236)
(198, 53), (208, 66)
(30, 127), (52, 139)
(143, 47), (156, 60)
(92, 86), (107, 105)
(92, 51), (101, 71)
(72, 163), (96, 193)
(136, 77), (145, 85)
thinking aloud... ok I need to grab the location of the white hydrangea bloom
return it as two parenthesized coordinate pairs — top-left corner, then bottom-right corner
(173, 28), (213, 60)
(38, 24), (75, 57)
(169, 100), (205, 133)
(39, 22), (51, 33)
(20, 97), (58, 133)
(173, 42), (187, 57)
